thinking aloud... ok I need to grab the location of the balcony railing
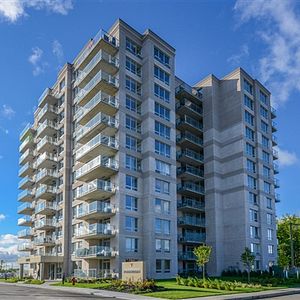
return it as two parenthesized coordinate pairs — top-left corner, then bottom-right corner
(19, 149), (34, 164)
(178, 233), (206, 243)
(35, 201), (57, 214)
(177, 165), (204, 178)
(36, 136), (58, 151)
(273, 149), (279, 159)
(274, 178), (280, 188)
(18, 228), (33, 238)
(76, 223), (115, 238)
(36, 120), (58, 137)
(76, 246), (116, 258)
(18, 162), (34, 177)
(18, 176), (34, 189)
(36, 104), (58, 121)
(17, 203), (33, 214)
(78, 201), (114, 218)
(17, 216), (32, 226)
(18, 189), (34, 201)
(36, 185), (56, 198)
(34, 236), (55, 245)
(176, 99), (203, 115)
(176, 132), (203, 147)
(273, 163), (279, 174)
(175, 83), (202, 99)
(20, 123), (33, 141)
(73, 268), (112, 279)
(18, 243), (33, 251)
(19, 135), (35, 152)
(76, 179), (115, 199)
(34, 152), (58, 168)
(271, 106), (277, 118)
(35, 219), (56, 229)
(177, 182), (205, 195)
(177, 198), (205, 210)
(36, 169), (58, 182)
(178, 216), (205, 227)
(176, 115), (203, 131)
(177, 149), (204, 163)
(178, 251), (196, 260)
(275, 193), (280, 203)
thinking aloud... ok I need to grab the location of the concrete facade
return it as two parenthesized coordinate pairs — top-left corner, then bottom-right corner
(17, 20), (278, 279)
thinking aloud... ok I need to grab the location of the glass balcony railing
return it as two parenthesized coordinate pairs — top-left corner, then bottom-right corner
(36, 104), (58, 121)
(177, 198), (205, 210)
(17, 203), (33, 213)
(274, 178), (280, 188)
(177, 166), (204, 178)
(271, 106), (277, 118)
(176, 149), (204, 163)
(19, 149), (34, 164)
(78, 201), (114, 218)
(175, 83), (202, 99)
(178, 233), (206, 243)
(176, 132), (203, 147)
(275, 193), (280, 203)
(18, 243), (33, 251)
(75, 155), (118, 179)
(34, 152), (58, 168)
(273, 163), (279, 174)
(176, 115), (203, 131)
(38, 88), (52, 106)
(34, 235), (55, 245)
(18, 176), (34, 189)
(76, 134), (118, 160)
(176, 99), (203, 115)
(18, 189), (33, 201)
(178, 251), (196, 260)
(73, 268), (112, 279)
(19, 135), (35, 152)
(36, 185), (56, 197)
(36, 169), (58, 182)
(177, 182), (205, 195)
(18, 228), (33, 238)
(76, 179), (114, 198)
(35, 201), (57, 214)
(74, 70), (119, 105)
(178, 216), (205, 227)
(36, 120), (58, 136)
(273, 149), (279, 159)
(17, 216), (32, 225)
(76, 246), (115, 258)
(76, 223), (114, 237)
(35, 219), (56, 229)
(18, 162), (34, 176)
(36, 136), (58, 151)
(20, 123), (33, 140)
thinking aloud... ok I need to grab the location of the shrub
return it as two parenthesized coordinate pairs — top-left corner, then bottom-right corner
(24, 279), (45, 284)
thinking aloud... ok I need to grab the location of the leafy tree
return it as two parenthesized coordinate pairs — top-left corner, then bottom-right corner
(193, 245), (212, 280)
(241, 247), (255, 283)
(277, 215), (300, 268)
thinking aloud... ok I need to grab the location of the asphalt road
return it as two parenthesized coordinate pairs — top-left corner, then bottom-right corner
(0, 284), (125, 300)
(267, 296), (300, 300)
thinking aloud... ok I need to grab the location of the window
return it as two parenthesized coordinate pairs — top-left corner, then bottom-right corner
(250, 226), (259, 239)
(154, 65), (170, 85)
(267, 213), (272, 225)
(260, 106), (268, 119)
(155, 239), (170, 252)
(164, 260), (171, 273)
(126, 154), (140, 171)
(154, 83), (170, 103)
(125, 237), (138, 252)
(126, 95), (140, 114)
(268, 244), (274, 254)
(155, 198), (170, 214)
(266, 197), (272, 209)
(246, 143), (255, 157)
(262, 135), (269, 149)
(155, 218), (171, 235)
(264, 182), (271, 194)
(156, 259), (162, 273)
(267, 229), (273, 241)
(155, 121), (170, 139)
(250, 243), (260, 254)
(125, 216), (138, 232)
(245, 111), (254, 126)
(126, 175), (138, 191)
(154, 46), (170, 67)
(262, 151), (270, 164)
(244, 79), (253, 95)
(244, 95), (254, 110)
(263, 166), (270, 178)
(125, 195), (138, 211)
(246, 127), (255, 141)
(126, 56), (141, 76)
(155, 178), (170, 194)
(247, 159), (256, 173)
(248, 175), (257, 189)
(126, 37), (141, 57)
(260, 91), (268, 104)
(126, 76), (141, 95)
(248, 192), (258, 205)
(261, 120), (269, 133)
(126, 134), (141, 152)
(155, 102), (170, 121)
(155, 159), (171, 176)
(155, 140), (171, 158)
(250, 209), (258, 222)
(126, 114), (140, 133)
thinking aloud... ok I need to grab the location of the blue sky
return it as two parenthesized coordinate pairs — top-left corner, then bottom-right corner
(0, 0), (299, 258)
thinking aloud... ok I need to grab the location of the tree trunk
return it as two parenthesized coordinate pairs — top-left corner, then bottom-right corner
(248, 267), (250, 283)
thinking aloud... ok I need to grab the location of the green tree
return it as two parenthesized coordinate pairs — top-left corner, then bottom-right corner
(277, 215), (300, 268)
(241, 247), (255, 283)
(193, 245), (212, 280)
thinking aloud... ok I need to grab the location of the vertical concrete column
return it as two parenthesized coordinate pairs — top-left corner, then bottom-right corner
(40, 263), (44, 280)
(19, 264), (24, 279)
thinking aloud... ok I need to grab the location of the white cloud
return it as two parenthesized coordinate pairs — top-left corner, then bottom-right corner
(0, 234), (21, 255)
(227, 44), (249, 65)
(28, 47), (48, 76)
(0, 0), (73, 23)
(0, 127), (9, 134)
(0, 214), (5, 221)
(234, 0), (300, 107)
(52, 39), (64, 62)
(277, 147), (299, 167)
(1, 104), (15, 119)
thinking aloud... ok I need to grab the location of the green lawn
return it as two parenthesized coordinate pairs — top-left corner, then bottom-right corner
(52, 282), (111, 289)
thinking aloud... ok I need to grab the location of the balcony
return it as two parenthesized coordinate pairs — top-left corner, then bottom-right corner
(36, 184), (56, 200)
(178, 233), (206, 244)
(176, 149), (203, 166)
(272, 121), (277, 132)
(177, 165), (204, 181)
(74, 29), (118, 70)
(178, 251), (196, 261)
(176, 99), (202, 119)
(73, 268), (112, 279)
(275, 193), (280, 203)
(35, 219), (56, 230)
(177, 182), (205, 197)
(273, 149), (279, 160)
(75, 246), (116, 259)
(18, 189), (34, 202)
(273, 163), (279, 174)
(18, 228), (33, 239)
(175, 83), (202, 101)
(272, 135), (278, 146)
(177, 198), (205, 212)
(76, 179), (115, 201)
(20, 123), (35, 142)
(36, 136), (58, 153)
(176, 132), (203, 151)
(34, 236), (56, 246)
(35, 201), (57, 215)
(18, 243), (33, 252)
(74, 71), (119, 107)
(75, 223), (115, 240)
(19, 135), (35, 153)
(178, 216), (205, 228)
(18, 176), (34, 190)
(76, 134), (118, 163)
(18, 162), (35, 178)
(75, 155), (118, 182)
(36, 120), (58, 139)
(36, 169), (58, 184)
(75, 49), (119, 88)
(176, 115), (203, 135)
(38, 88), (58, 108)
(75, 92), (119, 125)
(77, 201), (115, 220)
(34, 152), (58, 169)
(75, 112), (118, 144)
(271, 106), (277, 118)
(18, 216), (33, 226)
(274, 178), (280, 188)
(19, 149), (35, 165)
(17, 203), (34, 215)
(36, 104), (58, 123)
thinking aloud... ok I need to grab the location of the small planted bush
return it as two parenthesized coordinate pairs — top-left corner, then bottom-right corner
(23, 279), (45, 284)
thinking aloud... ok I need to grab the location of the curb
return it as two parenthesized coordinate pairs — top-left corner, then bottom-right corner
(223, 289), (300, 299)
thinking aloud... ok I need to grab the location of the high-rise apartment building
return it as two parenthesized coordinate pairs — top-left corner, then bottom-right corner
(17, 19), (278, 279)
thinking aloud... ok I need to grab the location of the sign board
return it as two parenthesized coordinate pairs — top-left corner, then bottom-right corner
(122, 261), (145, 282)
